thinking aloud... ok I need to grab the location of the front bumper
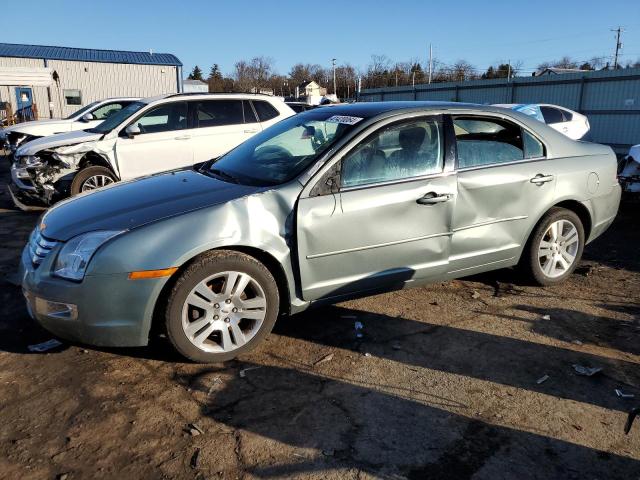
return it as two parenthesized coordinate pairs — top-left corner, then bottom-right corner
(19, 244), (167, 347)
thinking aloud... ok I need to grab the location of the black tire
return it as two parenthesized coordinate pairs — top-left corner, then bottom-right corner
(165, 250), (279, 363)
(520, 207), (585, 286)
(70, 166), (117, 195)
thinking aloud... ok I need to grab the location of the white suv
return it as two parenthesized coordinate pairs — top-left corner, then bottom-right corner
(1, 97), (140, 153)
(10, 93), (294, 207)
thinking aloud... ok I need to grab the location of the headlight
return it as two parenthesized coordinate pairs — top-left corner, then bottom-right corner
(54, 230), (124, 281)
(24, 155), (42, 167)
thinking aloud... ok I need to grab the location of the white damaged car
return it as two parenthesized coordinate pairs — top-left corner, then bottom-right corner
(619, 144), (640, 193)
(9, 93), (294, 207)
(1, 97), (139, 153)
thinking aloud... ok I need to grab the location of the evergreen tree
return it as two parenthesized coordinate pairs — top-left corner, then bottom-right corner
(188, 65), (203, 81)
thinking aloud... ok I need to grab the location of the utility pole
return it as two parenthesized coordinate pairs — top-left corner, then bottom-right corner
(507, 59), (511, 82)
(428, 43), (433, 84)
(331, 58), (337, 96)
(612, 27), (624, 69)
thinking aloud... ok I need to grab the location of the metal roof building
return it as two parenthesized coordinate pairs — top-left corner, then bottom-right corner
(0, 43), (183, 120)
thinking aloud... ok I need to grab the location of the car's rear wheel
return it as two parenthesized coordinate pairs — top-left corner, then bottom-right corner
(71, 166), (117, 195)
(165, 250), (279, 363)
(521, 207), (584, 286)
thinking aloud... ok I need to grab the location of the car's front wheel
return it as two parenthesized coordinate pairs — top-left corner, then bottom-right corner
(165, 250), (279, 362)
(71, 166), (117, 195)
(521, 207), (585, 286)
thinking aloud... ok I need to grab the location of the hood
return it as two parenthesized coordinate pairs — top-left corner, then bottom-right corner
(1, 119), (72, 137)
(16, 130), (102, 156)
(40, 169), (263, 241)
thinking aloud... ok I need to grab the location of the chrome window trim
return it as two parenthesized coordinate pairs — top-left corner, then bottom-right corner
(340, 170), (455, 193)
(456, 156), (548, 173)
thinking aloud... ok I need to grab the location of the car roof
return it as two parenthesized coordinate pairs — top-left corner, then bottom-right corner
(141, 92), (284, 104)
(305, 101), (516, 119)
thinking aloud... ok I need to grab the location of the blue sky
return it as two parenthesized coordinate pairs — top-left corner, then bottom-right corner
(4, 0), (640, 76)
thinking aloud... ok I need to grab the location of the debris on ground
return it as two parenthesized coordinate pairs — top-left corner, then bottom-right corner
(354, 321), (364, 339)
(616, 389), (635, 399)
(471, 291), (481, 299)
(239, 366), (262, 378)
(187, 423), (205, 436)
(493, 281), (523, 298)
(542, 314), (551, 321)
(536, 375), (550, 385)
(429, 301), (439, 306)
(625, 407), (640, 434)
(364, 352), (372, 357)
(313, 353), (334, 367)
(571, 340), (583, 346)
(391, 343), (402, 351)
(190, 448), (201, 469)
(576, 264), (597, 276)
(27, 339), (63, 352)
(56, 474), (69, 480)
(572, 364), (603, 377)
(207, 377), (223, 396)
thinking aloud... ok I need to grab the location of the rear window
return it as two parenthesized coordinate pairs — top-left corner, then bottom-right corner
(195, 100), (244, 127)
(253, 101), (280, 122)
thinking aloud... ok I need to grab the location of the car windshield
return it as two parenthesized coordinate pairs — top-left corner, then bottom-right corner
(85, 101), (146, 134)
(205, 111), (361, 186)
(65, 101), (100, 120)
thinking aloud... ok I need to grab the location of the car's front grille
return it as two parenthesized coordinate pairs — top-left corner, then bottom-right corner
(28, 229), (59, 267)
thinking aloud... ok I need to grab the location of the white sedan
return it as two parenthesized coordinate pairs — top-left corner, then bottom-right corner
(494, 104), (590, 140)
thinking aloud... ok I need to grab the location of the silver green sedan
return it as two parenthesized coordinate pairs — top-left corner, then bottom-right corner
(19, 102), (621, 362)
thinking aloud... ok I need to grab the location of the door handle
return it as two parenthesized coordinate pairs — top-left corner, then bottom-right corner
(530, 174), (554, 185)
(175, 135), (191, 140)
(416, 192), (452, 205)
(244, 129), (258, 134)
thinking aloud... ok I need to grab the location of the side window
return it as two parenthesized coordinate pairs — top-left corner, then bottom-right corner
(453, 116), (524, 168)
(91, 102), (128, 120)
(243, 100), (258, 123)
(540, 106), (563, 124)
(253, 101), (280, 122)
(195, 100), (244, 127)
(341, 118), (443, 188)
(523, 130), (545, 159)
(134, 102), (188, 134)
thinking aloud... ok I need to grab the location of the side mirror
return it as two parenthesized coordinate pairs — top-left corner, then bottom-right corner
(125, 124), (141, 138)
(80, 113), (95, 122)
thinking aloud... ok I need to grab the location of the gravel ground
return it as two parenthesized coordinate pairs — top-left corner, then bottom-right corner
(0, 161), (639, 479)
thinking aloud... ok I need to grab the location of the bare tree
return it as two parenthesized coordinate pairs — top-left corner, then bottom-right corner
(233, 60), (253, 92)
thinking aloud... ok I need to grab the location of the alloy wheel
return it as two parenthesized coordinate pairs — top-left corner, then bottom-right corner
(81, 174), (115, 191)
(181, 271), (267, 353)
(537, 219), (580, 278)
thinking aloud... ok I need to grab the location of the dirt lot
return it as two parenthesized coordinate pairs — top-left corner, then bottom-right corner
(0, 161), (639, 480)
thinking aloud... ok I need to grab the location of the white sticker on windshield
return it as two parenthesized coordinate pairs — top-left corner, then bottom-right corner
(325, 115), (363, 125)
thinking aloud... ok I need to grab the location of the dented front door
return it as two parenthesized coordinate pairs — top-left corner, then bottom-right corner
(297, 174), (456, 301)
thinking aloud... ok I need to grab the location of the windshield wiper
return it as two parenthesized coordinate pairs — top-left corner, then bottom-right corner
(209, 168), (239, 184)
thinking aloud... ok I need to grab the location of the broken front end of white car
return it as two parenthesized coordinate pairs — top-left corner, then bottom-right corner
(9, 137), (116, 208)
